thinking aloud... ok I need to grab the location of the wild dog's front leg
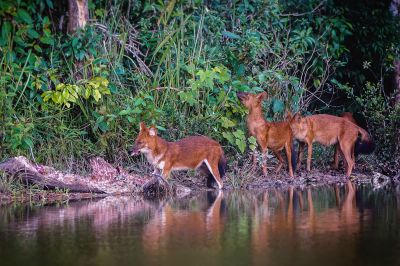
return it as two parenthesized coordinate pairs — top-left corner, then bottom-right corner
(151, 167), (168, 184)
(154, 162), (171, 184)
(152, 168), (161, 175)
(255, 131), (268, 177)
(332, 144), (340, 170)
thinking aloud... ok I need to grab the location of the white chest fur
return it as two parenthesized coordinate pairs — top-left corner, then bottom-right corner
(144, 152), (164, 169)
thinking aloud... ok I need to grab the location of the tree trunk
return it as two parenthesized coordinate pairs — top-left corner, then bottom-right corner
(67, 0), (89, 34)
(67, 0), (89, 79)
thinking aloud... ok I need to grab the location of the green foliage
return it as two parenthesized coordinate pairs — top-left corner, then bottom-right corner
(42, 77), (110, 107)
(351, 82), (400, 162)
(1, 0), (398, 169)
(5, 119), (34, 151)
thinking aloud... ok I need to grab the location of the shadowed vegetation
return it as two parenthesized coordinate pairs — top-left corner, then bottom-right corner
(0, 0), (399, 179)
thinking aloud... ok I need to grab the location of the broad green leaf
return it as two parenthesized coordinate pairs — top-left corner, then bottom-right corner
(46, 0), (54, 9)
(119, 109), (131, 116)
(233, 129), (245, 139)
(40, 36), (54, 45)
(17, 9), (33, 24)
(272, 99), (284, 113)
(1, 22), (12, 45)
(27, 29), (40, 39)
(235, 138), (246, 153)
(222, 132), (234, 144)
(33, 44), (42, 53)
(93, 89), (101, 102)
(220, 117), (236, 128)
(222, 30), (240, 39)
(23, 138), (34, 148)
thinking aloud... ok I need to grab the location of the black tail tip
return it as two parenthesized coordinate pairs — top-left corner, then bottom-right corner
(355, 138), (375, 156)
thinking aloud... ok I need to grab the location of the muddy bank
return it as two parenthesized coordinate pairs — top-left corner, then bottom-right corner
(245, 170), (376, 190)
(229, 160), (399, 190)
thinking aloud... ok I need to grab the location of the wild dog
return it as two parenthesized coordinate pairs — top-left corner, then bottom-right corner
(236, 92), (296, 177)
(297, 112), (361, 170)
(129, 122), (227, 189)
(290, 113), (374, 176)
(332, 112), (357, 170)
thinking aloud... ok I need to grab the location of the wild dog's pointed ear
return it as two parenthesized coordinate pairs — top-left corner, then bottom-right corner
(149, 126), (158, 136)
(256, 91), (268, 101)
(285, 110), (293, 120)
(139, 122), (146, 131)
(292, 112), (302, 122)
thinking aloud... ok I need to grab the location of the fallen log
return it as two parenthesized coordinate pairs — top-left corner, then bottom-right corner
(0, 157), (105, 193)
(0, 156), (192, 197)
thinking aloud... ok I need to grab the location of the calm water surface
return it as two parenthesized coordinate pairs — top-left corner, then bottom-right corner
(0, 182), (399, 266)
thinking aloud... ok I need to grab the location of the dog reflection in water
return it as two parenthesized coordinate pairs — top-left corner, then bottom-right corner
(250, 181), (365, 260)
(142, 190), (226, 252)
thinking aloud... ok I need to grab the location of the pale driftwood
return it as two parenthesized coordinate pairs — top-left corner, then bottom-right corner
(0, 157), (105, 193)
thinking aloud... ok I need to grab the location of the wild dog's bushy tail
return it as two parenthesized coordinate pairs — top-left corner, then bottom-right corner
(291, 141), (297, 172)
(355, 128), (375, 156)
(218, 153), (227, 179)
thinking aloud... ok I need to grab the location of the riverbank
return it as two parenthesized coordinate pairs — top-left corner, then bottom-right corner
(0, 156), (396, 206)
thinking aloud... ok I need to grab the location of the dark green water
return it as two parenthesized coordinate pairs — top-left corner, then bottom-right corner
(0, 182), (399, 266)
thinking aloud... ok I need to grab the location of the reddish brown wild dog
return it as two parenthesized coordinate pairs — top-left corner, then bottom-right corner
(290, 113), (374, 176)
(297, 112), (361, 170)
(332, 112), (357, 169)
(237, 92), (296, 177)
(130, 122), (227, 189)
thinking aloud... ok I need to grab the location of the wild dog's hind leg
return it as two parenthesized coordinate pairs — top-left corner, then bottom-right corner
(297, 142), (305, 170)
(284, 142), (294, 177)
(272, 150), (285, 174)
(339, 148), (348, 171)
(199, 163), (216, 189)
(339, 141), (354, 177)
(204, 158), (223, 190)
(351, 144), (356, 170)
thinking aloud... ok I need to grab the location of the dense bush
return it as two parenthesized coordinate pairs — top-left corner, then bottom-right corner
(0, 0), (399, 171)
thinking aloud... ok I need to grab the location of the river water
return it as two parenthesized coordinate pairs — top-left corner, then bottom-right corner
(0, 182), (399, 266)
